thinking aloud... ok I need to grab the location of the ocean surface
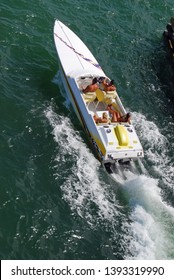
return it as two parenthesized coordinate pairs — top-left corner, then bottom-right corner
(1, 0), (174, 260)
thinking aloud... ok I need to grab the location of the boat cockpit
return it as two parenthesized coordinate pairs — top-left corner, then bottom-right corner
(76, 74), (128, 126)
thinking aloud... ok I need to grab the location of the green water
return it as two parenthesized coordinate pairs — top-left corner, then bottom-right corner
(1, 0), (174, 260)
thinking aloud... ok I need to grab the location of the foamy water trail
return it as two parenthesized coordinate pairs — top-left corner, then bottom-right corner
(45, 106), (122, 227)
(133, 112), (174, 190)
(115, 112), (174, 259)
(120, 172), (174, 259)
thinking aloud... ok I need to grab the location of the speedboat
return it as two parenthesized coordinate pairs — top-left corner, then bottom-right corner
(163, 17), (174, 59)
(53, 20), (144, 173)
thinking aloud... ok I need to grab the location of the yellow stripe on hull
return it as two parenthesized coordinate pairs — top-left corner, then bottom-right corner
(92, 136), (106, 156)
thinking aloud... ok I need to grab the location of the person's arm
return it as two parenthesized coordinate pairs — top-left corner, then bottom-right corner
(83, 86), (89, 93)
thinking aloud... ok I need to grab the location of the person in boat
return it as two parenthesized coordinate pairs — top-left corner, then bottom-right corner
(107, 104), (131, 123)
(120, 112), (131, 124)
(107, 104), (121, 122)
(82, 77), (98, 93)
(93, 112), (110, 124)
(98, 76), (105, 83)
(102, 78), (117, 92)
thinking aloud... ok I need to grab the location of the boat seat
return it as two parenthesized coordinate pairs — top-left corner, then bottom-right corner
(95, 89), (118, 108)
(82, 91), (96, 105)
(105, 90), (117, 99)
(104, 91), (118, 106)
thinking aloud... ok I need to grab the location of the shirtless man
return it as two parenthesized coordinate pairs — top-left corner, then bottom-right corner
(83, 77), (98, 93)
(103, 79), (116, 92)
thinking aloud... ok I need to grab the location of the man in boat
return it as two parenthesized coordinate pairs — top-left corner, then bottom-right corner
(102, 78), (117, 92)
(82, 77), (98, 93)
(120, 112), (131, 124)
(107, 104), (131, 123)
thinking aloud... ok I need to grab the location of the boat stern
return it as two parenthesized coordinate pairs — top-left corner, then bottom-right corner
(95, 123), (144, 164)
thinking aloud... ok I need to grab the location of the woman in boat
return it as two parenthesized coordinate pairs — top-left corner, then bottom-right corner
(102, 78), (117, 92)
(93, 112), (110, 124)
(107, 104), (131, 123)
(82, 77), (98, 93)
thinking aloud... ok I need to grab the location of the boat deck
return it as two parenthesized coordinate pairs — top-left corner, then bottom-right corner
(54, 20), (144, 164)
(76, 75), (127, 125)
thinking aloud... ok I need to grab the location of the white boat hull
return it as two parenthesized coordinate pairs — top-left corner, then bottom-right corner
(53, 20), (144, 167)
